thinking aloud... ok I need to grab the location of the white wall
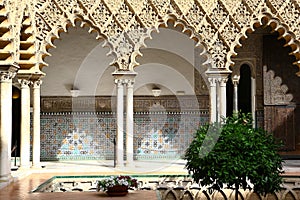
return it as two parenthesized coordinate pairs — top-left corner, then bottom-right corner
(42, 26), (201, 96)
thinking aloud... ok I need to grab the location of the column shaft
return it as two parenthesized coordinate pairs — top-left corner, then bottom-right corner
(232, 76), (240, 114)
(115, 79), (124, 167)
(208, 78), (217, 123)
(0, 75), (13, 181)
(32, 80), (42, 168)
(19, 79), (31, 169)
(126, 80), (134, 166)
(218, 78), (227, 121)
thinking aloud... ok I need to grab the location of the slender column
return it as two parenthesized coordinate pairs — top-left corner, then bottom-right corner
(232, 75), (240, 114)
(32, 80), (42, 168)
(19, 79), (31, 169)
(0, 69), (17, 182)
(115, 79), (124, 167)
(208, 78), (217, 123)
(218, 77), (228, 120)
(126, 79), (134, 167)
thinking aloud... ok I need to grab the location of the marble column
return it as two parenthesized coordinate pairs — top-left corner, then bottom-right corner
(115, 78), (124, 167)
(0, 67), (17, 182)
(19, 79), (31, 169)
(208, 78), (217, 123)
(218, 77), (228, 121)
(32, 80), (42, 168)
(126, 79), (134, 167)
(232, 75), (240, 115)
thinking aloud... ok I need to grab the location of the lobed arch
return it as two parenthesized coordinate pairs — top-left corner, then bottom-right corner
(32, 0), (300, 74)
(228, 12), (300, 76)
(133, 13), (212, 72)
(36, 15), (118, 71)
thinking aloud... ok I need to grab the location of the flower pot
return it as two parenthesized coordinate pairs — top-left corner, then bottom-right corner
(106, 185), (128, 196)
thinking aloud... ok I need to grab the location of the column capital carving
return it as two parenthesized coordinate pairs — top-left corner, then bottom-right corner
(114, 78), (125, 86)
(208, 77), (217, 87)
(217, 77), (228, 87)
(232, 75), (240, 86)
(0, 65), (19, 83)
(32, 79), (43, 88)
(124, 78), (135, 87)
(113, 71), (137, 86)
(18, 79), (31, 88)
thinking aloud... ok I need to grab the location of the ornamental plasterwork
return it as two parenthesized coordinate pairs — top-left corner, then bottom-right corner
(263, 66), (293, 105)
(1, 0), (300, 75)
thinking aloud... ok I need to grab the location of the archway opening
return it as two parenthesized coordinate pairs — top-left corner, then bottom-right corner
(12, 86), (21, 159)
(238, 64), (252, 114)
(226, 74), (233, 117)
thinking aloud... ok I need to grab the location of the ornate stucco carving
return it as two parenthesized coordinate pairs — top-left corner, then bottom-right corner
(1, 0), (300, 74)
(40, 95), (209, 112)
(263, 66), (293, 105)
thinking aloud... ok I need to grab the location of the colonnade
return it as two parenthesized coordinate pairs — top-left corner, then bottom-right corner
(18, 77), (43, 169)
(0, 67), (234, 182)
(0, 66), (43, 183)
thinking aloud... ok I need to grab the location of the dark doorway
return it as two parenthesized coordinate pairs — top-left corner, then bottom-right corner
(226, 74), (233, 117)
(238, 64), (252, 114)
(12, 86), (21, 157)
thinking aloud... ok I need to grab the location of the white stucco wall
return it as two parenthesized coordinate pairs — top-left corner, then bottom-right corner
(42, 26), (199, 96)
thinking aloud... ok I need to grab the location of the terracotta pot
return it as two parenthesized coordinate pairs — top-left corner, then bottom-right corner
(106, 185), (128, 196)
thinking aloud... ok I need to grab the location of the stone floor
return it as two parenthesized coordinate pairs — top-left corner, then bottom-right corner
(0, 159), (300, 200)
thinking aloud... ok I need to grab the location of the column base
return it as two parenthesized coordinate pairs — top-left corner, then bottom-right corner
(115, 163), (125, 168)
(31, 164), (42, 169)
(125, 162), (135, 168)
(0, 174), (13, 189)
(18, 165), (31, 171)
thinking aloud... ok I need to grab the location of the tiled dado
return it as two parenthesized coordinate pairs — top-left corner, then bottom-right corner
(40, 111), (209, 161)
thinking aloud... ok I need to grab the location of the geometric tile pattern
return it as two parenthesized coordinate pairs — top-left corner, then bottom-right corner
(40, 111), (209, 161)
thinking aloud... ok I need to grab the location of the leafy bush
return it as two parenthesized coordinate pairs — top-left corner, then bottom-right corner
(184, 113), (283, 198)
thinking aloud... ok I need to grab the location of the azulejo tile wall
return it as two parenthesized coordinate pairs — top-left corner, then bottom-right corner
(40, 111), (209, 161)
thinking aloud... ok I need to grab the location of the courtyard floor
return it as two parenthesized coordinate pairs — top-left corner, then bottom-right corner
(0, 159), (299, 200)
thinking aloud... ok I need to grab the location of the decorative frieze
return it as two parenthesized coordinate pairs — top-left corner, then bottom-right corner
(2, 0), (300, 74)
(41, 95), (210, 112)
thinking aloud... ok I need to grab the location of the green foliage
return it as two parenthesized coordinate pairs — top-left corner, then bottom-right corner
(184, 113), (283, 196)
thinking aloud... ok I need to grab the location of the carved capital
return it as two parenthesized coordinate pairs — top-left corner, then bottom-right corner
(217, 77), (228, 87)
(32, 79), (43, 88)
(232, 75), (240, 86)
(18, 79), (31, 88)
(0, 65), (18, 83)
(125, 79), (135, 88)
(208, 78), (217, 87)
(114, 78), (124, 86)
(0, 71), (16, 83)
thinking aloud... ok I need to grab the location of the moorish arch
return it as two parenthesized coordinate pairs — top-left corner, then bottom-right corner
(228, 12), (300, 76)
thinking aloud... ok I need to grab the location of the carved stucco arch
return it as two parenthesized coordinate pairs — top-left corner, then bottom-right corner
(133, 13), (211, 71)
(228, 11), (300, 76)
(28, 0), (300, 75)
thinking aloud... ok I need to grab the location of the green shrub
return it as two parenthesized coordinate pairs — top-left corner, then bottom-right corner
(184, 113), (283, 199)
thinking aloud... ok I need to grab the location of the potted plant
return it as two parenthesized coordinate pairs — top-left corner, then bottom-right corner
(184, 113), (283, 200)
(96, 175), (138, 196)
